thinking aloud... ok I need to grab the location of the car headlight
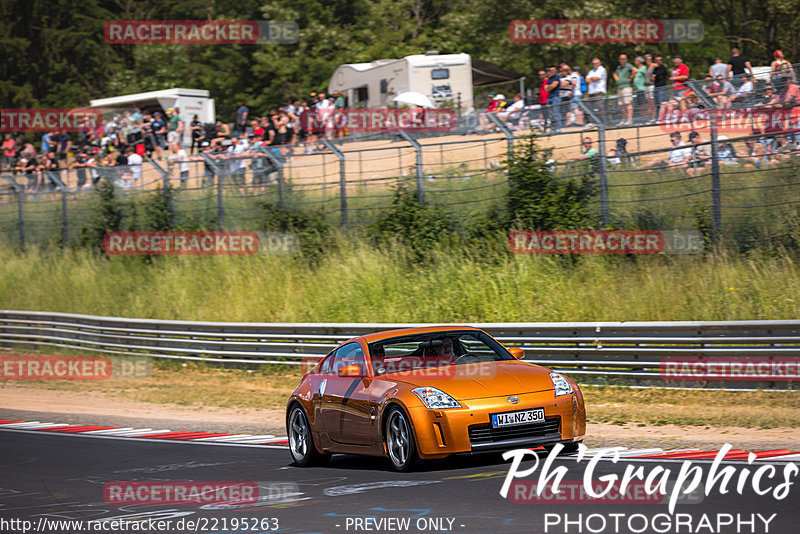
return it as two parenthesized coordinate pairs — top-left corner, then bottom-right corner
(411, 387), (461, 409)
(550, 372), (574, 397)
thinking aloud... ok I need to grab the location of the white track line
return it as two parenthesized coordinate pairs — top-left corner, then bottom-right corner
(81, 427), (137, 434)
(0, 427), (289, 448)
(209, 436), (282, 444)
(615, 448), (666, 457)
(191, 434), (258, 441)
(119, 430), (174, 436)
(0, 422), (71, 429)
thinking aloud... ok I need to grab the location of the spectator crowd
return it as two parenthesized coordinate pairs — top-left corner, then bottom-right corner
(2, 49), (799, 196)
(480, 48), (798, 138)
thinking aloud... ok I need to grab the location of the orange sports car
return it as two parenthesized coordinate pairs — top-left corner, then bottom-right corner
(285, 326), (586, 471)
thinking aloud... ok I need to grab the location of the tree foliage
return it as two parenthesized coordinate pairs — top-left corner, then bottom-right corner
(4, 0), (800, 119)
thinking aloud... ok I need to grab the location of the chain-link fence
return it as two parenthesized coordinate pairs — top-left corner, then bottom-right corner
(2, 68), (799, 251)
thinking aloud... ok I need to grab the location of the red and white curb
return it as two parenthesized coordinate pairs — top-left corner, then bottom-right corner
(561, 446), (800, 462)
(1, 419), (797, 461)
(0, 419), (289, 448)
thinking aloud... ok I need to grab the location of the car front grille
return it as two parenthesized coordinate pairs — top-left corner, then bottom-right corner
(468, 417), (561, 445)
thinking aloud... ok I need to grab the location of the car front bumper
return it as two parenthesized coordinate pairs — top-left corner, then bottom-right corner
(407, 389), (584, 459)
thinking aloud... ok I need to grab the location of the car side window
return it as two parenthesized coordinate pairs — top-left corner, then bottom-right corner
(332, 342), (366, 375)
(319, 353), (334, 374)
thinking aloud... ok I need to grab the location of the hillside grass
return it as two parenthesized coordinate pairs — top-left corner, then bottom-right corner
(0, 237), (798, 322)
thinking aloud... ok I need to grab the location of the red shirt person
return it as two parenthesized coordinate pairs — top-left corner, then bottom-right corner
(670, 56), (690, 99)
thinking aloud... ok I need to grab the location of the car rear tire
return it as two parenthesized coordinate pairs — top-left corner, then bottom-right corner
(384, 407), (420, 472)
(287, 404), (330, 467)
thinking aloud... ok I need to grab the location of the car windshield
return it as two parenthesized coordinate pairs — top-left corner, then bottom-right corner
(368, 331), (512, 376)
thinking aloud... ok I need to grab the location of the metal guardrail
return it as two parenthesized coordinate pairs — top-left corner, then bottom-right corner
(1, 310), (798, 387)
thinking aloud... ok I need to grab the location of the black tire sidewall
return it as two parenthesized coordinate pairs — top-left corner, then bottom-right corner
(385, 407), (419, 472)
(288, 405), (314, 466)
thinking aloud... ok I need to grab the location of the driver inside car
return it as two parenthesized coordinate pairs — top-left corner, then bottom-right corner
(425, 336), (455, 367)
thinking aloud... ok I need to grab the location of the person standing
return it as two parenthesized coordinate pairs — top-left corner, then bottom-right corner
(710, 57), (727, 80)
(771, 50), (794, 92)
(558, 64), (575, 127)
(585, 58), (607, 126)
(570, 66), (585, 127)
(538, 70), (549, 130)
(544, 66), (563, 134)
(168, 143), (190, 186)
(644, 54), (656, 121)
(633, 57), (647, 124)
(614, 54), (635, 125)
(189, 115), (203, 154)
(126, 146), (143, 188)
(726, 48), (753, 87)
(669, 56), (690, 103)
(652, 56), (668, 120)
(235, 102), (249, 137)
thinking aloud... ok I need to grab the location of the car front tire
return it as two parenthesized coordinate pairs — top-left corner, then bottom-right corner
(384, 406), (420, 472)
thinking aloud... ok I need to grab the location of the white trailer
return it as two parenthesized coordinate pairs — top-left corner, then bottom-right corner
(89, 88), (215, 146)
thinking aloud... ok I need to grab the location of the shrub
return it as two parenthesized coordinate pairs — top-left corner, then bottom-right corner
(367, 184), (455, 262)
(506, 136), (597, 230)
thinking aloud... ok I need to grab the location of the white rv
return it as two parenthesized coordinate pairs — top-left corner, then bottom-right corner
(328, 53), (475, 113)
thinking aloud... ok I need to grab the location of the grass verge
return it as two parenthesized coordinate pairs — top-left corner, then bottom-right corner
(0, 239), (798, 322)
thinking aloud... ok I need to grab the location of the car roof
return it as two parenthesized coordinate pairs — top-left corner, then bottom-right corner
(360, 325), (480, 344)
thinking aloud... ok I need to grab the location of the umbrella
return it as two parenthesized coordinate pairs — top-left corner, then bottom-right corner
(393, 91), (436, 109)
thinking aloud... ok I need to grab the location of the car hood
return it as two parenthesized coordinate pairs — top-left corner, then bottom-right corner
(387, 360), (554, 400)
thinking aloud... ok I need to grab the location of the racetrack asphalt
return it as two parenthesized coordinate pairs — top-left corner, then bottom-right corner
(1, 422), (798, 534)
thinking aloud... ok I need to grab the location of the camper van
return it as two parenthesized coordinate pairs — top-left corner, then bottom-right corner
(328, 52), (475, 114)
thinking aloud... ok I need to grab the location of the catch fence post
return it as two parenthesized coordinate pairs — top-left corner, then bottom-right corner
(200, 153), (225, 232)
(321, 139), (348, 226)
(579, 101), (609, 226)
(399, 131), (425, 203)
(689, 81), (722, 244)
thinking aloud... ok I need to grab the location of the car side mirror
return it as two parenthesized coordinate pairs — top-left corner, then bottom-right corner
(338, 364), (362, 377)
(508, 347), (525, 360)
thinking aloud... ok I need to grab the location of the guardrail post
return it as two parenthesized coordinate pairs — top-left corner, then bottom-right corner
(321, 139), (347, 226)
(487, 113), (515, 155)
(688, 81), (722, 244)
(398, 131), (425, 203)
(579, 101), (609, 226)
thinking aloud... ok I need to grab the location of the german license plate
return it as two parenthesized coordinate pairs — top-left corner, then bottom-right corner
(491, 408), (545, 428)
